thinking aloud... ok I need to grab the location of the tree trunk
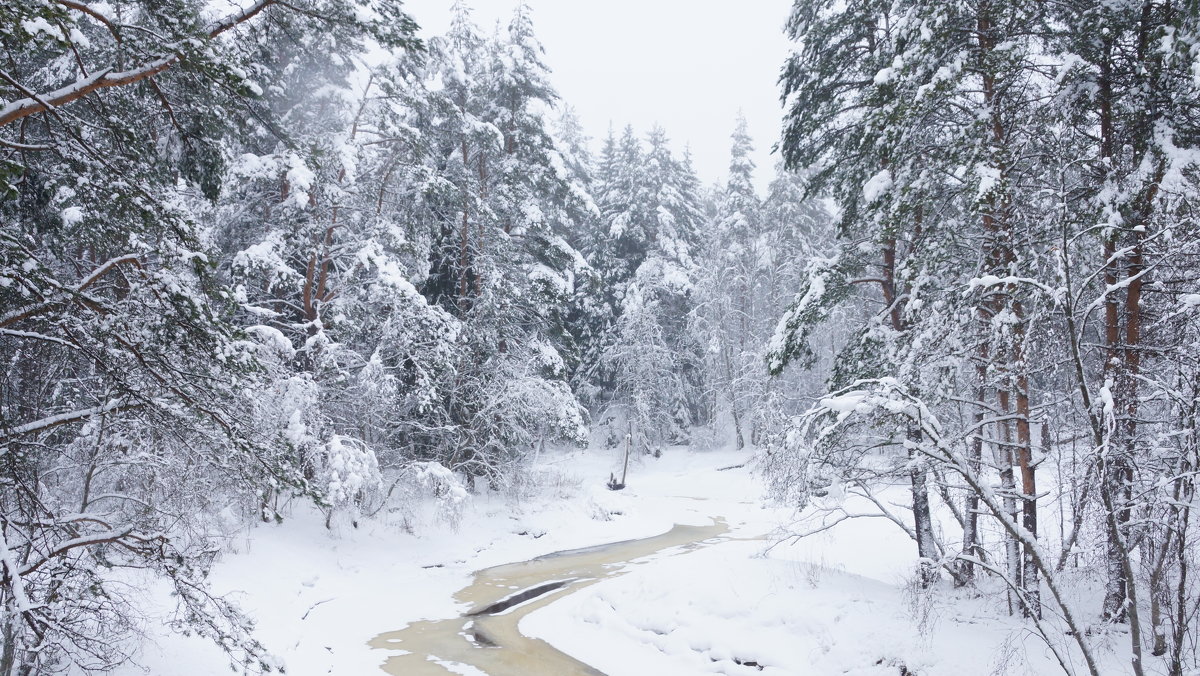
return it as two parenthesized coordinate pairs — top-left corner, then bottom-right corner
(1, 613), (16, 676)
(909, 424), (939, 587)
(723, 347), (744, 450)
(880, 228), (938, 585)
(977, 0), (1038, 616)
(1012, 345), (1040, 618)
(458, 139), (472, 309)
(1100, 225), (1129, 623)
(959, 355), (989, 586)
(1169, 472), (1192, 675)
(996, 401), (1022, 615)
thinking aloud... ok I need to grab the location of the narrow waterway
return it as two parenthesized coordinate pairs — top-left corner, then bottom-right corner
(369, 519), (729, 675)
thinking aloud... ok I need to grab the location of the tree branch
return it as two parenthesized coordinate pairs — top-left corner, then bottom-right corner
(1, 400), (141, 442)
(0, 0), (279, 128)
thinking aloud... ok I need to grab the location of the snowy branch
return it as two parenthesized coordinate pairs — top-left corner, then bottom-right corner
(0, 254), (140, 330)
(1, 400), (141, 442)
(0, 0), (280, 128)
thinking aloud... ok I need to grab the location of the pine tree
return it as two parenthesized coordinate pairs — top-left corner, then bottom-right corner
(586, 125), (706, 448)
(696, 115), (762, 448)
(574, 126), (649, 413)
(1046, 2), (1200, 667)
(386, 4), (588, 484)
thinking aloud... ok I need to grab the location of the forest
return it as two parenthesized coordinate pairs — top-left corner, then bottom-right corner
(2, 1), (1199, 675)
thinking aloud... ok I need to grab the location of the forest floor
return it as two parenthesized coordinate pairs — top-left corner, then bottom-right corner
(111, 448), (1131, 676)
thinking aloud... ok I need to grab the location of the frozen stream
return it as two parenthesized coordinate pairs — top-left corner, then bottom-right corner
(369, 519), (730, 675)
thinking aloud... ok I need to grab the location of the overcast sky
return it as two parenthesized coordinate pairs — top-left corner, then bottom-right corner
(401, 0), (795, 193)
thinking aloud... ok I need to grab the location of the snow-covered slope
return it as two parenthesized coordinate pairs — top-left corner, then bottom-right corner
(111, 448), (1130, 675)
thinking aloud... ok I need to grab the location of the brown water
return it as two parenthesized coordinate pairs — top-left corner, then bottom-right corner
(369, 519), (729, 675)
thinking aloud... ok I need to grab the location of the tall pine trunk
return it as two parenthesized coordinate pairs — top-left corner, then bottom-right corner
(1011, 313), (1040, 618)
(957, 365), (987, 586)
(996, 405), (1022, 614)
(977, 0), (1038, 616)
(909, 424), (939, 586)
(882, 232), (938, 586)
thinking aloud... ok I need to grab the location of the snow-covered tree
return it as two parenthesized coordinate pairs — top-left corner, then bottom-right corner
(767, 0), (1200, 673)
(578, 124), (707, 448)
(377, 4), (590, 485)
(0, 1), (420, 672)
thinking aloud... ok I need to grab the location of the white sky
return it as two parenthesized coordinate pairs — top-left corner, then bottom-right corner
(401, 0), (795, 194)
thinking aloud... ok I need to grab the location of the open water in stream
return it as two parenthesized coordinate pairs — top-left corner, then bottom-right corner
(369, 519), (730, 675)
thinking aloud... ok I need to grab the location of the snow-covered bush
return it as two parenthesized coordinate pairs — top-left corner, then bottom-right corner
(319, 435), (383, 528)
(411, 462), (470, 530)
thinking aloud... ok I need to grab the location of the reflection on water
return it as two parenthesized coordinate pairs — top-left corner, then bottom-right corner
(369, 520), (729, 675)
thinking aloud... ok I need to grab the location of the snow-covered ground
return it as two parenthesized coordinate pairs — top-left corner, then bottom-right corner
(111, 447), (1130, 676)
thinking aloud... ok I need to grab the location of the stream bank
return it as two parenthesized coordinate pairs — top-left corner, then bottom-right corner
(370, 520), (730, 675)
